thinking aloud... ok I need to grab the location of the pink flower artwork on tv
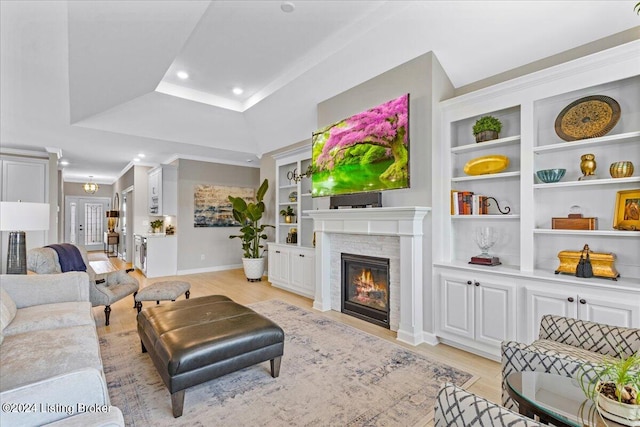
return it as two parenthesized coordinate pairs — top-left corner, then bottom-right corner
(312, 94), (409, 196)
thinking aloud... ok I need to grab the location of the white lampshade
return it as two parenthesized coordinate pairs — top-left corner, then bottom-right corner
(0, 202), (50, 231)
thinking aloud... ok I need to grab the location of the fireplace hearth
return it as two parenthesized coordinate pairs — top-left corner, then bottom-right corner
(341, 253), (390, 328)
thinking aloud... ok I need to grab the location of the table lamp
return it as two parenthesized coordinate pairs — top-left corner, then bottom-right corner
(0, 202), (50, 274)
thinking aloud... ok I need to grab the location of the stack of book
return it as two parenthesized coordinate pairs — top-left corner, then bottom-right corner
(451, 191), (489, 215)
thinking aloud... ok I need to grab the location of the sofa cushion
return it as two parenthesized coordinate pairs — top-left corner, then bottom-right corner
(1, 287), (18, 344)
(3, 301), (94, 337)
(0, 324), (103, 392)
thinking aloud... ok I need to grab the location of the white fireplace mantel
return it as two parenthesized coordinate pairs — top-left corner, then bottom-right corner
(306, 207), (431, 346)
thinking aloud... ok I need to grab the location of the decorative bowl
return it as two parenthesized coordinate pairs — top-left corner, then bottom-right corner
(536, 168), (566, 183)
(463, 155), (509, 176)
(609, 161), (634, 178)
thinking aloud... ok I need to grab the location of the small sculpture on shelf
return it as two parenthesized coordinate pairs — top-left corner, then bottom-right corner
(579, 153), (597, 181)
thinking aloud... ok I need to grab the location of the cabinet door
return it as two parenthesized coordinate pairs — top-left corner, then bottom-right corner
(269, 247), (290, 284)
(524, 285), (577, 343)
(290, 250), (315, 296)
(577, 291), (640, 328)
(440, 274), (474, 339)
(148, 169), (161, 214)
(474, 279), (517, 346)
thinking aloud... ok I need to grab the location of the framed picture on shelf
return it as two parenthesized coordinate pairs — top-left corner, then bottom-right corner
(613, 189), (640, 231)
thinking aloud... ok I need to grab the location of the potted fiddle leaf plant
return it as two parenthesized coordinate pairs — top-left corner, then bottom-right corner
(279, 205), (295, 224)
(578, 350), (640, 425)
(473, 115), (502, 143)
(228, 179), (274, 282)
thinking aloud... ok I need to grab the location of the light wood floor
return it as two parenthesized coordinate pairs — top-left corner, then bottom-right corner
(89, 252), (502, 424)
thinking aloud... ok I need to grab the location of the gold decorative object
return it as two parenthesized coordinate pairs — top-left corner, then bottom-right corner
(555, 247), (619, 280)
(609, 161), (634, 178)
(554, 95), (621, 141)
(463, 155), (509, 176)
(579, 153), (597, 180)
(613, 189), (640, 231)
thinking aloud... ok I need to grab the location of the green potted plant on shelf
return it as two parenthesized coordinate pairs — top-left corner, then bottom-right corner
(228, 178), (274, 282)
(473, 115), (502, 143)
(578, 350), (640, 425)
(150, 219), (164, 233)
(279, 205), (295, 224)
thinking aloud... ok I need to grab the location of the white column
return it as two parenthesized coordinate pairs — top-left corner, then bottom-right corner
(396, 234), (424, 345)
(313, 230), (331, 311)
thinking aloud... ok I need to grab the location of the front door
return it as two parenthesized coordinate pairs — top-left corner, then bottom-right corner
(65, 196), (110, 251)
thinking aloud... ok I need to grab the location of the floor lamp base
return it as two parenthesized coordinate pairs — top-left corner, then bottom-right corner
(7, 231), (27, 274)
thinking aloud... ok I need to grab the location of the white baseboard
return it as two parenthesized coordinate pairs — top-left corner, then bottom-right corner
(177, 264), (242, 276)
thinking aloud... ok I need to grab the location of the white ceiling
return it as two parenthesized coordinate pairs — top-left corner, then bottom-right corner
(1, 0), (638, 184)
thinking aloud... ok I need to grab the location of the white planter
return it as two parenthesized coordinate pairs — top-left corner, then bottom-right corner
(242, 257), (265, 282)
(598, 394), (640, 426)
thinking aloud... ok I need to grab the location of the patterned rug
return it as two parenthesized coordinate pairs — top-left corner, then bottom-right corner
(99, 300), (475, 426)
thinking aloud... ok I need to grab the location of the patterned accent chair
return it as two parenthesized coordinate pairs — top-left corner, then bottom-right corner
(434, 383), (542, 426)
(27, 245), (139, 326)
(501, 314), (640, 411)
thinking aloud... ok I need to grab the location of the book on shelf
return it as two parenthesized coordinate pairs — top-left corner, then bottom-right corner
(451, 192), (489, 215)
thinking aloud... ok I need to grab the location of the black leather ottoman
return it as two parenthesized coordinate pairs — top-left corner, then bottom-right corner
(137, 295), (284, 417)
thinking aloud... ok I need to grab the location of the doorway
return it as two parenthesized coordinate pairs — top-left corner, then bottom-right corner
(121, 186), (134, 263)
(65, 196), (110, 251)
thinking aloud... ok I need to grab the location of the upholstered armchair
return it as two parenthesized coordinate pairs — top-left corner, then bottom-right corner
(27, 245), (139, 326)
(501, 314), (640, 411)
(435, 383), (543, 426)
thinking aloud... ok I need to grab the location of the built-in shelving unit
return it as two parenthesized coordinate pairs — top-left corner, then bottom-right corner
(432, 41), (640, 360)
(269, 146), (316, 298)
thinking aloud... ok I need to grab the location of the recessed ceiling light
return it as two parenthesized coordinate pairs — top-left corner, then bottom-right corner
(177, 71), (189, 80)
(232, 87), (244, 95)
(137, 153), (146, 158)
(281, 2), (295, 13)
(134, 158), (140, 162)
(59, 160), (69, 166)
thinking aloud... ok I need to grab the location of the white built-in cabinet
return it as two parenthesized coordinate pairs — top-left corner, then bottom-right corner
(148, 165), (177, 216)
(268, 146), (315, 298)
(438, 270), (517, 360)
(433, 41), (640, 361)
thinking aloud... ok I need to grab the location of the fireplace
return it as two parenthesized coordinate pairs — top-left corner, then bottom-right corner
(341, 253), (390, 329)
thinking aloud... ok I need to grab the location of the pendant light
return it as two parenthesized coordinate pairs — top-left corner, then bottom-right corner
(83, 176), (99, 194)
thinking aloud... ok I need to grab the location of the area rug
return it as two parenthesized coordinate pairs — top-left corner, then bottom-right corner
(100, 300), (475, 426)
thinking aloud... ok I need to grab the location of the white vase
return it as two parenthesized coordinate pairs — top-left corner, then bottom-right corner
(242, 257), (265, 282)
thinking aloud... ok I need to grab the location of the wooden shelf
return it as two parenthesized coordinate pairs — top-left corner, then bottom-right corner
(534, 229), (640, 237)
(452, 214), (520, 220)
(533, 131), (640, 154)
(533, 176), (640, 189)
(452, 171), (520, 182)
(451, 135), (521, 154)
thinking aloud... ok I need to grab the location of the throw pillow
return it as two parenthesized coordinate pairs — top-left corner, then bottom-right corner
(0, 287), (18, 335)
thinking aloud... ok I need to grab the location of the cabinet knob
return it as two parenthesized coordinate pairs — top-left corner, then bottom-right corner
(474, 281), (480, 287)
(579, 299), (586, 305)
(275, 250), (281, 254)
(299, 254), (304, 257)
(466, 280), (472, 285)
(567, 297), (574, 302)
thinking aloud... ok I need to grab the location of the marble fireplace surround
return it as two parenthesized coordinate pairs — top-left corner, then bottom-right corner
(306, 207), (431, 346)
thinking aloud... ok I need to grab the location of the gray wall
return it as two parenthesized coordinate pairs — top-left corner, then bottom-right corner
(313, 52), (454, 335)
(64, 181), (114, 198)
(176, 159), (260, 272)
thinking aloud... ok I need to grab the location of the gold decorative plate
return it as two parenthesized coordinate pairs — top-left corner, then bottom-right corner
(555, 95), (621, 141)
(463, 155), (509, 176)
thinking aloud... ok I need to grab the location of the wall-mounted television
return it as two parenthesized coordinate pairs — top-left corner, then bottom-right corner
(311, 93), (409, 198)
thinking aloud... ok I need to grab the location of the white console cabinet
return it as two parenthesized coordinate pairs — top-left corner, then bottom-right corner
(268, 243), (315, 298)
(148, 165), (177, 216)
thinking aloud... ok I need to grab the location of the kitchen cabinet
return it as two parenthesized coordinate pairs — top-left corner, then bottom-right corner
(148, 165), (177, 216)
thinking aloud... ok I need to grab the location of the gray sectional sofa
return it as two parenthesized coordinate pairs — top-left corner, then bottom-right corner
(0, 272), (123, 426)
